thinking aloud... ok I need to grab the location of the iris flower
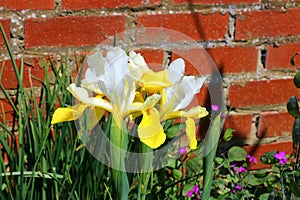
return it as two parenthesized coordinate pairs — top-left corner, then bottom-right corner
(159, 58), (209, 149)
(51, 47), (166, 148)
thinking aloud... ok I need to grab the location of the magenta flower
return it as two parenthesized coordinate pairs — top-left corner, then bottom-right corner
(211, 104), (219, 111)
(232, 184), (243, 193)
(246, 154), (257, 164)
(186, 185), (201, 198)
(178, 147), (187, 155)
(237, 166), (247, 173)
(274, 151), (289, 165)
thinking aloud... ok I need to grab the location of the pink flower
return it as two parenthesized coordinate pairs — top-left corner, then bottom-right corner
(246, 154), (257, 164)
(274, 151), (289, 165)
(211, 104), (219, 111)
(232, 184), (243, 193)
(186, 185), (201, 198)
(178, 147), (187, 155)
(237, 166), (247, 173)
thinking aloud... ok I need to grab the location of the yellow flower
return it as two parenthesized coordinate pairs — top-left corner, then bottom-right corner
(160, 58), (209, 149)
(52, 47), (167, 149)
(128, 50), (172, 92)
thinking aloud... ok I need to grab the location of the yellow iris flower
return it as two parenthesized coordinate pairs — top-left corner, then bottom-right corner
(160, 58), (209, 149)
(51, 47), (167, 149)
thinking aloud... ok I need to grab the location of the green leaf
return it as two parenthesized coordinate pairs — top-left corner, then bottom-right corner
(215, 157), (224, 165)
(202, 115), (222, 199)
(171, 169), (182, 180)
(228, 146), (247, 162)
(165, 123), (185, 138)
(293, 118), (300, 143)
(253, 169), (268, 178)
(294, 70), (300, 88)
(287, 96), (300, 118)
(260, 151), (277, 165)
(290, 179), (300, 197)
(186, 157), (203, 174)
(182, 184), (194, 196)
(223, 128), (233, 141)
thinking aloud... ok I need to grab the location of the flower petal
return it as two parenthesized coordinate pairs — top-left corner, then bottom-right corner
(186, 106), (209, 119)
(88, 106), (106, 130)
(167, 58), (185, 84)
(51, 104), (89, 124)
(138, 109), (166, 149)
(186, 117), (197, 150)
(67, 83), (91, 104)
(140, 70), (172, 92)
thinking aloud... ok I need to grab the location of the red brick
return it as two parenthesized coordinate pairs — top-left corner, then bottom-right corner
(174, 0), (258, 4)
(244, 141), (293, 170)
(0, 59), (45, 89)
(171, 46), (257, 75)
(133, 49), (165, 72)
(236, 9), (300, 40)
(24, 16), (126, 48)
(3, 0), (54, 10)
(0, 99), (15, 123)
(257, 111), (293, 138)
(149, 0), (161, 6)
(0, 19), (10, 50)
(266, 43), (300, 69)
(223, 113), (253, 139)
(62, 0), (142, 10)
(228, 79), (300, 108)
(136, 13), (228, 42)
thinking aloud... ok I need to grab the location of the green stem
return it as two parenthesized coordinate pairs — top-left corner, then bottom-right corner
(110, 117), (129, 200)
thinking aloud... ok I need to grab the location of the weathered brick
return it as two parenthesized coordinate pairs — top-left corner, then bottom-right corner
(136, 13), (228, 42)
(0, 19), (10, 50)
(228, 79), (300, 108)
(3, 0), (54, 10)
(24, 16), (127, 48)
(236, 9), (300, 40)
(62, 0), (142, 10)
(244, 141), (293, 170)
(257, 111), (293, 138)
(266, 42), (300, 69)
(223, 113), (253, 139)
(174, 0), (258, 4)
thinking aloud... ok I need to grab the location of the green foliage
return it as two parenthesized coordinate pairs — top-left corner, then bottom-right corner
(287, 96), (300, 118)
(228, 146), (247, 162)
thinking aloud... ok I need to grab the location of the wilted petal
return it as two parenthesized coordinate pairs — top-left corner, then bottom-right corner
(51, 104), (89, 124)
(138, 109), (166, 148)
(186, 117), (197, 150)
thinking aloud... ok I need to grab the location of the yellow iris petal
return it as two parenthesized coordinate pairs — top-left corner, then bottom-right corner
(51, 104), (89, 124)
(163, 106), (208, 121)
(186, 117), (197, 150)
(186, 106), (209, 119)
(88, 107), (106, 130)
(138, 109), (166, 149)
(140, 70), (172, 92)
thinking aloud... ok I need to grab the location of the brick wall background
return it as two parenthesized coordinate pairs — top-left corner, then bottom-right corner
(1, 0), (300, 168)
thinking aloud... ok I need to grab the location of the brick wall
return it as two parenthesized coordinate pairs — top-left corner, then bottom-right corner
(1, 0), (300, 168)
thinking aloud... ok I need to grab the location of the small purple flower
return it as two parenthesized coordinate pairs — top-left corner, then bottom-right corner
(237, 166), (247, 173)
(186, 185), (201, 198)
(211, 104), (219, 111)
(274, 151), (289, 165)
(178, 147), (187, 155)
(246, 154), (257, 164)
(232, 184), (243, 193)
(230, 162), (237, 168)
